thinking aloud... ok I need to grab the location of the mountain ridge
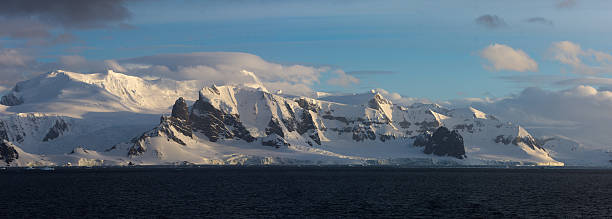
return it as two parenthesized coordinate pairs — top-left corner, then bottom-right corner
(0, 70), (608, 167)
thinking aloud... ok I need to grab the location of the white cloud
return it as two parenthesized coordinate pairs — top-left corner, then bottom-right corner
(0, 48), (32, 67)
(374, 88), (431, 106)
(50, 52), (355, 97)
(326, 70), (359, 87)
(480, 43), (538, 72)
(0, 48), (39, 85)
(121, 52), (325, 86)
(456, 85), (612, 149)
(549, 41), (612, 75)
(0, 51), (357, 97)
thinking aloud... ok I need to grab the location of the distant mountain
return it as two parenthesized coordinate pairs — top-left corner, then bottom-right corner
(0, 70), (609, 166)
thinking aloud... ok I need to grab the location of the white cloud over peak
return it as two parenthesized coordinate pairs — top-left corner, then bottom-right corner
(480, 43), (538, 72)
(119, 52), (324, 86)
(115, 52), (336, 96)
(456, 85), (612, 150)
(374, 88), (430, 106)
(549, 41), (612, 75)
(326, 70), (359, 87)
(21, 52), (360, 97)
(0, 51), (363, 97)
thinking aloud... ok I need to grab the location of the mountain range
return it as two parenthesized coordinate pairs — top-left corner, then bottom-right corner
(0, 70), (610, 167)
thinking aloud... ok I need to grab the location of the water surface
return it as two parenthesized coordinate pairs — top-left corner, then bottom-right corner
(0, 167), (610, 218)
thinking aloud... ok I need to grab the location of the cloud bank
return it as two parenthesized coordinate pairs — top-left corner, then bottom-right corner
(0, 0), (131, 29)
(456, 85), (612, 149)
(480, 43), (538, 72)
(0, 0), (131, 45)
(0, 52), (361, 97)
(549, 41), (612, 75)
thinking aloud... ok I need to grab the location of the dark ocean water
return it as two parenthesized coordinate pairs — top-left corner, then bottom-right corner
(0, 167), (611, 218)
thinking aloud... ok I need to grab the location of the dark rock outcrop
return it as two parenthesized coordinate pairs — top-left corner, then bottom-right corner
(512, 136), (543, 150)
(415, 120), (441, 133)
(493, 135), (544, 150)
(454, 124), (474, 133)
(190, 98), (255, 143)
(296, 98), (319, 112)
(0, 140), (19, 165)
(128, 135), (147, 157)
(379, 134), (395, 142)
(0, 121), (8, 142)
(415, 126), (466, 159)
(265, 119), (285, 138)
(171, 97), (189, 121)
(42, 120), (69, 142)
(261, 134), (290, 148)
(297, 111), (316, 135)
(368, 93), (392, 110)
(128, 115), (193, 157)
(127, 98), (195, 157)
(399, 120), (411, 129)
(295, 111), (321, 145)
(352, 126), (376, 142)
(494, 135), (512, 145)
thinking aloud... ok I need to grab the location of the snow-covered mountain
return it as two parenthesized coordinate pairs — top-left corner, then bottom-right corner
(0, 70), (201, 117)
(0, 70), (609, 166)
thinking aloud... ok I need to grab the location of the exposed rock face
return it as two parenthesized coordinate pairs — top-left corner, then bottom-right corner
(42, 120), (69, 142)
(127, 98), (194, 157)
(494, 135), (544, 150)
(171, 97), (189, 121)
(261, 134), (290, 148)
(265, 119), (285, 138)
(415, 126), (466, 159)
(0, 121), (8, 142)
(0, 140), (19, 164)
(296, 110), (321, 145)
(512, 136), (543, 150)
(128, 136), (147, 157)
(0, 93), (23, 106)
(352, 126), (376, 142)
(368, 93), (392, 110)
(296, 98), (320, 112)
(190, 98), (255, 142)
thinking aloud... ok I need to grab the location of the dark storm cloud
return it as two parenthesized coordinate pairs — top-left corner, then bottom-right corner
(475, 14), (506, 29)
(0, 19), (51, 39)
(526, 17), (553, 26)
(0, 0), (131, 29)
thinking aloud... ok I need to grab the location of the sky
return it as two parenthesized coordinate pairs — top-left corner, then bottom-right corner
(4, 0), (612, 149)
(1, 0), (612, 101)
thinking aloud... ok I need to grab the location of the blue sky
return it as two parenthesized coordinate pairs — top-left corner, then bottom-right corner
(2, 0), (612, 101)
